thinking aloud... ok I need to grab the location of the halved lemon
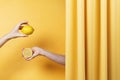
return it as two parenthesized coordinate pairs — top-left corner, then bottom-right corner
(23, 48), (33, 58)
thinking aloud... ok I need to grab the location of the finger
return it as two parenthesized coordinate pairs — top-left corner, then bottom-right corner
(26, 52), (38, 60)
(19, 21), (28, 25)
(26, 57), (32, 61)
(19, 24), (29, 30)
(18, 33), (28, 37)
(14, 21), (28, 30)
(21, 49), (24, 58)
(19, 26), (24, 30)
(18, 21), (29, 29)
(22, 48), (24, 51)
(31, 48), (36, 52)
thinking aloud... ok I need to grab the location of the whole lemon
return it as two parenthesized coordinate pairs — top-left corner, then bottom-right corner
(21, 25), (34, 35)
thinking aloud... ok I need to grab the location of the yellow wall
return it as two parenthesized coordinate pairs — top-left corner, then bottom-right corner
(0, 0), (65, 80)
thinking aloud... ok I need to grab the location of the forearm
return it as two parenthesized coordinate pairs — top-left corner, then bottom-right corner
(0, 34), (14, 47)
(0, 21), (28, 48)
(42, 50), (65, 65)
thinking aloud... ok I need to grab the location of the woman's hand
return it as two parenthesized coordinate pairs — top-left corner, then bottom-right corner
(22, 47), (65, 65)
(23, 47), (45, 60)
(7, 21), (29, 39)
(0, 21), (29, 47)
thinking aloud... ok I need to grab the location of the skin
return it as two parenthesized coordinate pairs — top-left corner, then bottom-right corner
(23, 47), (65, 65)
(0, 21), (29, 47)
(0, 21), (65, 65)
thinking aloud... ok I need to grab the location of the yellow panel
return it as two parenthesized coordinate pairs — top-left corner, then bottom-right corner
(0, 0), (65, 80)
(86, 0), (100, 80)
(100, 0), (107, 80)
(66, 0), (77, 80)
(77, 0), (85, 80)
(109, 0), (120, 80)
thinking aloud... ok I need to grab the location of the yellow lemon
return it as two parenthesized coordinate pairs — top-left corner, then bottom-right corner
(21, 25), (34, 35)
(23, 48), (33, 58)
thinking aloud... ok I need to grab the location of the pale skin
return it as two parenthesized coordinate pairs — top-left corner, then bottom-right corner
(0, 21), (28, 47)
(22, 47), (65, 65)
(0, 21), (65, 65)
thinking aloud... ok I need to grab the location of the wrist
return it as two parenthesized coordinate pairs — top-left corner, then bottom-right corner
(5, 34), (14, 39)
(38, 48), (46, 56)
(6, 33), (16, 39)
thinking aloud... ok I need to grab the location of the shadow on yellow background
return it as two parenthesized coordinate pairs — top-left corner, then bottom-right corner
(0, 0), (65, 80)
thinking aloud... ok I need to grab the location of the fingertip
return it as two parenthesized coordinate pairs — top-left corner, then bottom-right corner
(22, 48), (24, 51)
(22, 20), (28, 23)
(26, 58), (30, 61)
(26, 57), (32, 61)
(21, 34), (28, 37)
(25, 35), (29, 37)
(19, 26), (23, 30)
(20, 21), (28, 25)
(23, 35), (28, 37)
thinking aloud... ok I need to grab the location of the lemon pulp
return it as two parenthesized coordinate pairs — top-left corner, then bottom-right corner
(23, 48), (33, 58)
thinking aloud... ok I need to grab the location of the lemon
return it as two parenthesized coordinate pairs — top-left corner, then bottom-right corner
(21, 25), (34, 35)
(23, 48), (33, 58)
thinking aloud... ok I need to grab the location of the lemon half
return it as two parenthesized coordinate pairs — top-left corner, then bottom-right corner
(23, 48), (33, 58)
(21, 25), (34, 35)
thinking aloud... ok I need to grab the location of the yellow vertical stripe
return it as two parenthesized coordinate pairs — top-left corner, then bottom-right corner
(100, 0), (107, 80)
(86, 0), (100, 80)
(116, 0), (120, 80)
(66, 0), (77, 80)
(77, 0), (85, 80)
(110, 0), (117, 80)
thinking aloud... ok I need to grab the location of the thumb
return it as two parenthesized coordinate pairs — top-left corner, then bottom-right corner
(18, 33), (28, 37)
(26, 52), (38, 60)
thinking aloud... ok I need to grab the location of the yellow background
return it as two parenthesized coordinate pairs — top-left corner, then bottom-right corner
(0, 0), (65, 80)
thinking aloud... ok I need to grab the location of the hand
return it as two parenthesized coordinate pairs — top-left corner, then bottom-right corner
(8, 21), (29, 39)
(23, 47), (45, 60)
